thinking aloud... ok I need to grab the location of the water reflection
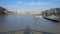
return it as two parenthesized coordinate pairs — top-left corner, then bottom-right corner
(0, 15), (6, 23)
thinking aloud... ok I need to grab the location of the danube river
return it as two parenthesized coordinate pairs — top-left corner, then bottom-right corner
(0, 14), (60, 34)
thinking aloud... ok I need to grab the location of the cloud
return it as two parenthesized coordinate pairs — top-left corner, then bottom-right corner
(5, 1), (52, 11)
(13, 1), (52, 6)
(6, 5), (17, 9)
(23, 2), (52, 6)
(37, 2), (42, 5)
(42, 2), (52, 5)
(23, 3), (35, 6)
(16, 1), (22, 4)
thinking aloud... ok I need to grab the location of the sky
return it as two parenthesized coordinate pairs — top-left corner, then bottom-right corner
(0, 0), (60, 12)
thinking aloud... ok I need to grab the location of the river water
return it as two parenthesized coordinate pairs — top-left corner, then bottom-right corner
(0, 14), (60, 34)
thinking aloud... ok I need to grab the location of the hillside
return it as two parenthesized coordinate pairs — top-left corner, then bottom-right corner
(41, 8), (60, 16)
(0, 7), (14, 15)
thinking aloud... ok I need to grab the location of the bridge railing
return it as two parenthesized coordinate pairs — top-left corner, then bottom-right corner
(0, 31), (55, 34)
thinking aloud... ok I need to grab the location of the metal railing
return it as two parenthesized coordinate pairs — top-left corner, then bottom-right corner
(0, 30), (55, 34)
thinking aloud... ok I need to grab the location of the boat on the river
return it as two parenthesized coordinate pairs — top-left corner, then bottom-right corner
(33, 14), (42, 18)
(44, 15), (60, 22)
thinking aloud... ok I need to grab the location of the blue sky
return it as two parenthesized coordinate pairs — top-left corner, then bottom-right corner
(0, 0), (60, 11)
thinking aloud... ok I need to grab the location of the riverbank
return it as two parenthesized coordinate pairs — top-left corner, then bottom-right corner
(13, 11), (40, 14)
